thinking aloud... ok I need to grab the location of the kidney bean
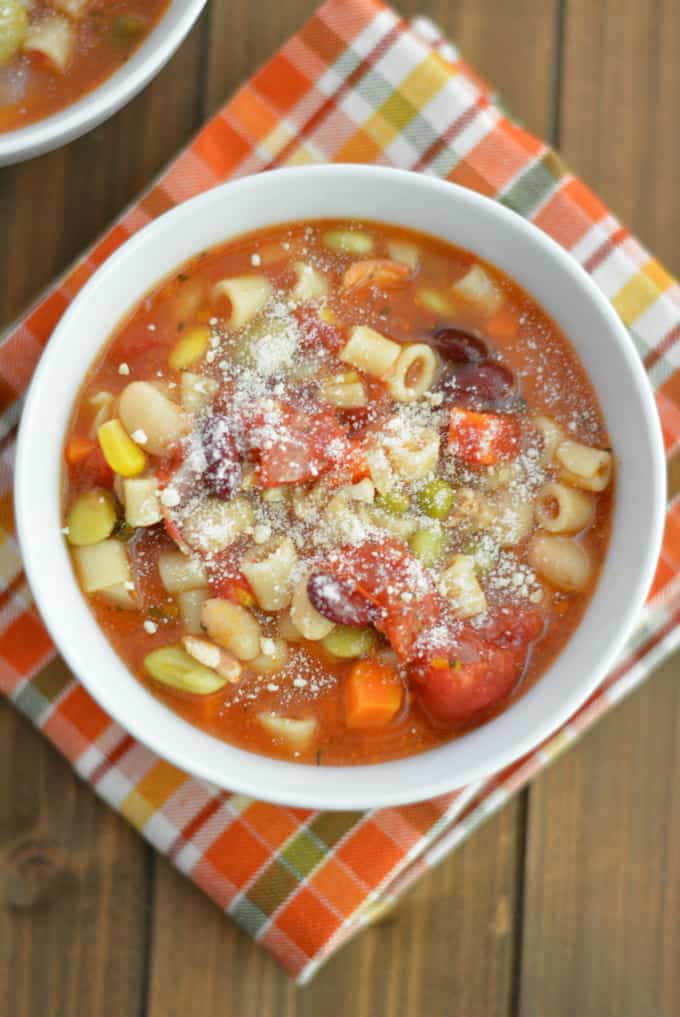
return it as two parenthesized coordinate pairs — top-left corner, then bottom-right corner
(440, 362), (515, 407)
(201, 417), (242, 500)
(429, 327), (488, 363)
(307, 572), (375, 627)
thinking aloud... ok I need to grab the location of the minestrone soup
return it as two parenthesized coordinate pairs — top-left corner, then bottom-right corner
(62, 220), (614, 765)
(0, 0), (170, 132)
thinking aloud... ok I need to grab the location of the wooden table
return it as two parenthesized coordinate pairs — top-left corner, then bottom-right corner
(2, 2), (679, 1014)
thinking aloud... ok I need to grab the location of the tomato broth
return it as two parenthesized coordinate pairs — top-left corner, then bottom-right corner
(62, 220), (614, 766)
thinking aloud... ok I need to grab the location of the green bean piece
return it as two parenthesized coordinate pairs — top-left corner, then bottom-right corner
(409, 525), (448, 567)
(322, 625), (376, 659)
(375, 489), (411, 515)
(144, 645), (227, 695)
(67, 489), (118, 547)
(417, 478), (455, 519)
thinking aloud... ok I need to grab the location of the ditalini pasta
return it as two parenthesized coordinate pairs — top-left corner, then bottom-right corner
(62, 219), (614, 765)
(0, 1), (170, 132)
(211, 275), (273, 331)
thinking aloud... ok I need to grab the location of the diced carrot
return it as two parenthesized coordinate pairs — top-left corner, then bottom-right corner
(342, 259), (411, 292)
(448, 407), (520, 466)
(65, 435), (96, 465)
(345, 660), (404, 729)
(484, 307), (520, 340)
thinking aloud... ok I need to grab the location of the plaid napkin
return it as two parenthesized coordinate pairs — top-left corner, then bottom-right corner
(2, 0), (680, 983)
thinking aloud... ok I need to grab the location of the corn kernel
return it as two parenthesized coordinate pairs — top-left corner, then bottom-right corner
(97, 419), (146, 477)
(169, 325), (211, 371)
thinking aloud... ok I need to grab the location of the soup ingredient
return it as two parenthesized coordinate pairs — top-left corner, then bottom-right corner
(375, 489), (410, 515)
(323, 229), (374, 256)
(257, 713), (319, 749)
(181, 636), (242, 683)
(342, 259), (410, 292)
(535, 481), (595, 534)
(241, 537), (297, 612)
(0, 1), (28, 66)
(345, 660), (404, 729)
(73, 539), (131, 593)
(430, 327), (487, 363)
(23, 14), (73, 73)
(438, 555), (487, 619)
(448, 408), (519, 466)
(201, 418), (242, 500)
(528, 534), (592, 593)
(122, 476), (162, 528)
(409, 525), (447, 566)
(417, 478), (455, 519)
(555, 440), (613, 492)
(97, 419), (146, 476)
(386, 343), (438, 402)
(119, 382), (186, 456)
(169, 326), (211, 371)
(327, 540), (441, 659)
(452, 264), (504, 314)
(291, 575), (336, 640)
(251, 638), (289, 675)
(307, 572), (374, 628)
(144, 645), (228, 694)
(158, 551), (208, 594)
(322, 625), (376, 659)
(414, 639), (516, 724)
(443, 362), (515, 407)
(66, 489), (117, 546)
(201, 599), (262, 661)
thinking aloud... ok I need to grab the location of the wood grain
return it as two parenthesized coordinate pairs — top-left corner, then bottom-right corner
(519, 3), (680, 1014)
(0, 666), (148, 1017)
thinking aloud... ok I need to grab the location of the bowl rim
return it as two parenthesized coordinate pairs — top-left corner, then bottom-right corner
(15, 165), (667, 809)
(0, 0), (208, 166)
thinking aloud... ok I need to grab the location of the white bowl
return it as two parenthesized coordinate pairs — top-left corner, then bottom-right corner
(16, 166), (666, 809)
(0, 0), (207, 166)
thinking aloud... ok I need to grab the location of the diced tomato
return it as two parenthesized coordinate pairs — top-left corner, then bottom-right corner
(323, 437), (370, 489)
(248, 400), (348, 488)
(448, 407), (520, 466)
(72, 445), (114, 489)
(475, 607), (545, 651)
(327, 540), (441, 659)
(411, 609), (544, 726)
(294, 305), (346, 354)
(411, 630), (521, 726)
(156, 444), (185, 488)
